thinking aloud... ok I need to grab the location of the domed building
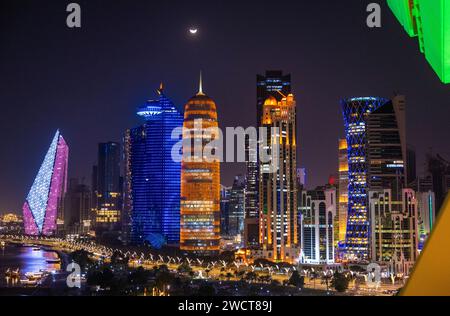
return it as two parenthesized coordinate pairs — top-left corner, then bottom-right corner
(180, 74), (221, 255)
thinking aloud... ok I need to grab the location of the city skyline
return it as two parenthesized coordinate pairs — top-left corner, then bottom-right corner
(1, 0), (450, 299)
(2, 0), (450, 215)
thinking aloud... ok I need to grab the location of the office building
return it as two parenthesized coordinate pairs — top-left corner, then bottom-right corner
(180, 75), (221, 255)
(244, 71), (292, 248)
(299, 187), (336, 265)
(124, 85), (183, 247)
(341, 96), (407, 260)
(259, 93), (299, 263)
(337, 138), (349, 246)
(64, 178), (92, 235)
(368, 189), (419, 275)
(92, 142), (122, 236)
(228, 175), (246, 240)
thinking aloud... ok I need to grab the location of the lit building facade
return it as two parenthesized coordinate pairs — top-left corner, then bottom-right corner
(299, 188), (336, 265)
(228, 175), (246, 240)
(92, 142), (122, 235)
(124, 86), (183, 247)
(180, 76), (221, 255)
(337, 138), (349, 246)
(244, 71), (292, 248)
(417, 190), (435, 250)
(341, 96), (407, 260)
(259, 94), (299, 263)
(23, 130), (68, 236)
(220, 185), (231, 236)
(387, 0), (450, 84)
(64, 178), (92, 235)
(425, 153), (450, 214)
(368, 189), (419, 275)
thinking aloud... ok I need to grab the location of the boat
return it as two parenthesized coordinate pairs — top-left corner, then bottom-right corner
(32, 247), (41, 251)
(46, 258), (61, 264)
(25, 272), (44, 280)
(6, 268), (20, 277)
(20, 278), (38, 286)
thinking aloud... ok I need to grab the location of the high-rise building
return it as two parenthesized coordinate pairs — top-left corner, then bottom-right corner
(368, 189), (419, 275)
(180, 75), (221, 255)
(23, 130), (68, 236)
(228, 175), (246, 240)
(337, 138), (349, 246)
(64, 178), (91, 235)
(124, 85), (183, 247)
(299, 187), (336, 265)
(407, 144), (417, 185)
(259, 93), (299, 263)
(92, 142), (122, 236)
(417, 190), (436, 250)
(426, 153), (450, 214)
(244, 71), (292, 248)
(341, 96), (407, 260)
(387, 0), (450, 84)
(220, 185), (231, 236)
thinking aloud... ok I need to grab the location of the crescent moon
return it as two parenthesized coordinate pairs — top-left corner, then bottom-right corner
(189, 28), (198, 34)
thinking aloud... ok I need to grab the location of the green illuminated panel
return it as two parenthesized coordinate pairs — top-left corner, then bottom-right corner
(417, 0), (450, 84)
(388, 0), (450, 84)
(387, 0), (417, 37)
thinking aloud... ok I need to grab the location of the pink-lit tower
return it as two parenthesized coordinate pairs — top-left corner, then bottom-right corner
(23, 130), (69, 236)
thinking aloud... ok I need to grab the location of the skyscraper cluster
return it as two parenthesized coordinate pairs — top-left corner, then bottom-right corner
(20, 70), (449, 277)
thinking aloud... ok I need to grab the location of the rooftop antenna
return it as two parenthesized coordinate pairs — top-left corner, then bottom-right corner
(197, 71), (205, 96)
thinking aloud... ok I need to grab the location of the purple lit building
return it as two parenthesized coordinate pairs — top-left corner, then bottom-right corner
(23, 130), (69, 236)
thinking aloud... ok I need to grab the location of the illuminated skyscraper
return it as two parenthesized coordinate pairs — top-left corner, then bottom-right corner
(23, 130), (68, 236)
(417, 190), (435, 251)
(228, 175), (246, 239)
(180, 75), (221, 255)
(387, 0), (450, 84)
(368, 189), (419, 275)
(259, 94), (299, 263)
(341, 96), (407, 260)
(124, 85), (183, 247)
(299, 187), (336, 265)
(64, 178), (92, 235)
(245, 71), (292, 248)
(92, 142), (122, 236)
(337, 138), (349, 246)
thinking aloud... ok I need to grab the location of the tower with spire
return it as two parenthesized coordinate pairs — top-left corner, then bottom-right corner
(180, 73), (221, 255)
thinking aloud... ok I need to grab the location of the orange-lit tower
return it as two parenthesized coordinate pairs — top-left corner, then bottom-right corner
(180, 74), (221, 255)
(259, 93), (299, 263)
(337, 138), (349, 246)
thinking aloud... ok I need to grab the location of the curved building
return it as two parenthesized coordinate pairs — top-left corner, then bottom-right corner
(124, 85), (183, 246)
(180, 75), (221, 255)
(23, 130), (68, 236)
(341, 96), (407, 260)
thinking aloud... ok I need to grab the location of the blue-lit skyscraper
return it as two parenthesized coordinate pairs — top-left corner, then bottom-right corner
(341, 96), (407, 261)
(124, 85), (183, 247)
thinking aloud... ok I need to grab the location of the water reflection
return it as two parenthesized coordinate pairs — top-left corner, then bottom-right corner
(1, 244), (61, 287)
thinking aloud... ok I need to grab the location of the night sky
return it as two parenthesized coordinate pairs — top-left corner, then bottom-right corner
(1, 0), (449, 214)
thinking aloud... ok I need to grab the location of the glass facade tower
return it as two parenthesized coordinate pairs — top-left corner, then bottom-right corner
(23, 130), (68, 236)
(124, 86), (183, 247)
(341, 96), (407, 260)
